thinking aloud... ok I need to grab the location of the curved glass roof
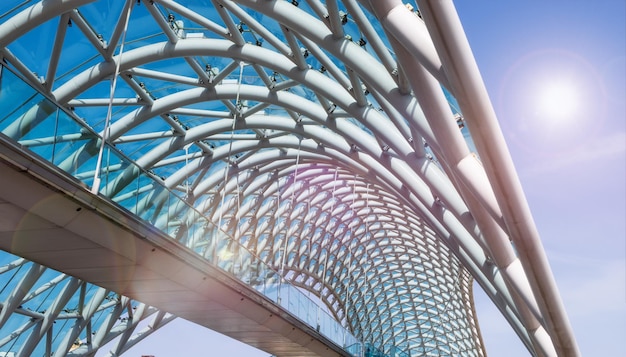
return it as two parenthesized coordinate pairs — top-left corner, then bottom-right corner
(0, 1), (579, 356)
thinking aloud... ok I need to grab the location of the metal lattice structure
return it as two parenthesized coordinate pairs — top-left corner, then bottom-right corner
(0, 254), (175, 356)
(0, 0), (579, 356)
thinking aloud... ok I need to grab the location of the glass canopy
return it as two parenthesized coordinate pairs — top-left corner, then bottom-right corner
(0, 1), (578, 356)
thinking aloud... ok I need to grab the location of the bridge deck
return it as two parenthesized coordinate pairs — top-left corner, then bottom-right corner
(0, 136), (348, 357)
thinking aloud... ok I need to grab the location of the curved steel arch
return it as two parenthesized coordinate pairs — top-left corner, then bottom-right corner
(0, 254), (175, 357)
(0, 0), (579, 356)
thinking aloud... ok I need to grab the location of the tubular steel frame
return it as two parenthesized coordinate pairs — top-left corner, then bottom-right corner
(0, 0), (578, 356)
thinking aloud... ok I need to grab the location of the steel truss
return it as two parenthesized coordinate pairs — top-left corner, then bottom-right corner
(0, 0), (578, 356)
(0, 254), (174, 356)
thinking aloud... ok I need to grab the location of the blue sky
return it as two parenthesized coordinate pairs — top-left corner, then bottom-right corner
(114, 1), (626, 356)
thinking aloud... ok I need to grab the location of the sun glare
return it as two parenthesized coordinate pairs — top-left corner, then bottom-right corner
(535, 79), (581, 123)
(498, 49), (606, 156)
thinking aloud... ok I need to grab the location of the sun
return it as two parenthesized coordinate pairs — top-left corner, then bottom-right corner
(535, 79), (581, 123)
(498, 49), (606, 151)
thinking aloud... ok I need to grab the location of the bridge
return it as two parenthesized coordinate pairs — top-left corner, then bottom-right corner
(0, 1), (579, 356)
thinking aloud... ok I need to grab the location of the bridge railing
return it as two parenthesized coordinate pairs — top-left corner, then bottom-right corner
(0, 64), (366, 356)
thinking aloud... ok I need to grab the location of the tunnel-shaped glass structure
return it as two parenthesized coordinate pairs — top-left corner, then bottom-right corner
(0, 1), (579, 356)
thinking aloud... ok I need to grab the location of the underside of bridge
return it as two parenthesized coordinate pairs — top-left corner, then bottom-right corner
(0, 1), (579, 356)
